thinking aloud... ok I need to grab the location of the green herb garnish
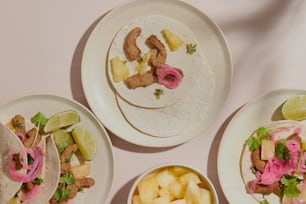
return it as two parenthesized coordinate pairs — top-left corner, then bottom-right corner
(59, 173), (75, 185)
(257, 127), (269, 140)
(186, 43), (196, 55)
(54, 188), (71, 201)
(260, 199), (269, 204)
(276, 139), (291, 161)
(281, 175), (302, 197)
(31, 112), (48, 126)
(32, 177), (44, 185)
(154, 88), (164, 100)
(247, 136), (260, 151)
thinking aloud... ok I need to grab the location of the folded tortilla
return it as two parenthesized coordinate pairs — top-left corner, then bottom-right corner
(0, 122), (60, 204)
(240, 120), (306, 203)
(0, 122), (25, 203)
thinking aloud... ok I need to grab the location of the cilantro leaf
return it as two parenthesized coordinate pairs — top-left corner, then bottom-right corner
(281, 175), (302, 197)
(31, 112), (48, 126)
(247, 136), (260, 151)
(59, 173), (75, 185)
(276, 140), (291, 161)
(260, 199), (269, 204)
(54, 188), (71, 201)
(257, 127), (269, 140)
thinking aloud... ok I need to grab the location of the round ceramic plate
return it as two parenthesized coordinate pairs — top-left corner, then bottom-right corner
(0, 95), (114, 204)
(82, 0), (232, 147)
(218, 89), (306, 203)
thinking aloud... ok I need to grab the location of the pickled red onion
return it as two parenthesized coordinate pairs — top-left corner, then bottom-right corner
(8, 147), (44, 183)
(20, 184), (40, 201)
(257, 139), (301, 185)
(16, 132), (25, 142)
(156, 64), (183, 89)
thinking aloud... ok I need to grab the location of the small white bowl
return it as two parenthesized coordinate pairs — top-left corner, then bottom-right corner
(128, 163), (219, 204)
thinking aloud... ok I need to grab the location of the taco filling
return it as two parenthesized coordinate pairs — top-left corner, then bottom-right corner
(241, 120), (306, 204)
(1, 111), (96, 204)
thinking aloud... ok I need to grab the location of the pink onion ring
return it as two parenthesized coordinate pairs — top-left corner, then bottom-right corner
(16, 132), (26, 142)
(8, 147), (44, 183)
(156, 64), (183, 89)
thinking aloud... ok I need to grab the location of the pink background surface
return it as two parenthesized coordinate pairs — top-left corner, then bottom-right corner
(1, 0), (306, 203)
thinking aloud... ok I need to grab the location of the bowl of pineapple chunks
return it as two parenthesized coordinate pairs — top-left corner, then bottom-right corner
(128, 164), (218, 204)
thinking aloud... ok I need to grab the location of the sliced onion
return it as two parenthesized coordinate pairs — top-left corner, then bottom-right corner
(8, 147), (44, 183)
(156, 64), (183, 89)
(16, 132), (26, 142)
(20, 184), (40, 201)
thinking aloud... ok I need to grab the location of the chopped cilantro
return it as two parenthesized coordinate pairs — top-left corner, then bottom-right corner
(250, 166), (257, 174)
(31, 112), (48, 126)
(54, 188), (71, 201)
(59, 173), (75, 185)
(257, 127), (269, 140)
(154, 88), (164, 100)
(32, 177), (43, 185)
(276, 139), (291, 161)
(247, 136), (260, 151)
(186, 43), (197, 55)
(260, 199), (269, 204)
(58, 142), (70, 154)
(281, 175), (302, 197)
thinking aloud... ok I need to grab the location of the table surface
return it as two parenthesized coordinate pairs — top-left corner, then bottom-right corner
(1, 0), (306, 203)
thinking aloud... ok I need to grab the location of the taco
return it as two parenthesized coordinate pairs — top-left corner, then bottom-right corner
(241, 120), (306, 204)
(0, 117), (60, 203)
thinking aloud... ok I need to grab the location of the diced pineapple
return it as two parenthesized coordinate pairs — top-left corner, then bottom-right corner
(71, 162), (91, 179)
(169, 179), (186, 199)
(156, 169), (176, 188)
(159, 186), (174, 201)
(110, 56), (130, 82)
(132, 195), (144, 204)
(184, 181), (201, 203)
(169, 166), (190, 177)
(179, 172), (201, 186)
(135, 51), (151, 74)
(152, 196), (171, 204)
(199, 188), (212, 204)
(162, 29), (184, 51)
(261, 140), (275, 160)
(170, 199), (187, 204)
(137, 175), (159, 203)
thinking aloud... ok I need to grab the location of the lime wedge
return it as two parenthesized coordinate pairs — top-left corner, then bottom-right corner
(53, 129), (74, 147)
(71, 126), (96, 160)
(282, 95), (306, 120)
(44, 110), (80, 133)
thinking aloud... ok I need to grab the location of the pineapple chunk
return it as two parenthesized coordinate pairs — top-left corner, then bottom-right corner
(159, 186), (174, 201)
(199, 188), (212, 204)
(170, 166), (190, 177)
(137, 175), (159, 203)
(152, 196), (171, 204)
(132, 195), (144, 204)
(162, 29), (184, 51)
(156, 169), (176, 188)
(261, 140), (275, 160)
(179, 172), (201, 186)
(169, 180), (186, 199)
(110, 56), (129, 82)
(71, 162), (91, 179)
(135, 51), (151, 74)
(184, 181), (201, 203)
(170, 199), (187, 204)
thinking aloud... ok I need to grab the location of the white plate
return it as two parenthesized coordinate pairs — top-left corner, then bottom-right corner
(218, 89), (306, 203)
(81, 0), (232, 147)
(0, 95), (114, 204)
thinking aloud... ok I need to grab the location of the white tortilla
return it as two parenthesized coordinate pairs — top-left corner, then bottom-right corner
(108, 15), (202, 108)
(116, 54), (214, 137)
(240, 120), (306, 204)
(24, 135), (60, 204)
(0, 123), (25, 203)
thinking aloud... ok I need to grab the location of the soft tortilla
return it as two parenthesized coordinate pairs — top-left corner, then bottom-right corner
(24, 135), (60, 204)
(108, 15), (199, 108)
(0, 123), (25, 203)
(116, 54), (214, 137)
(240, 120), (306, 203)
